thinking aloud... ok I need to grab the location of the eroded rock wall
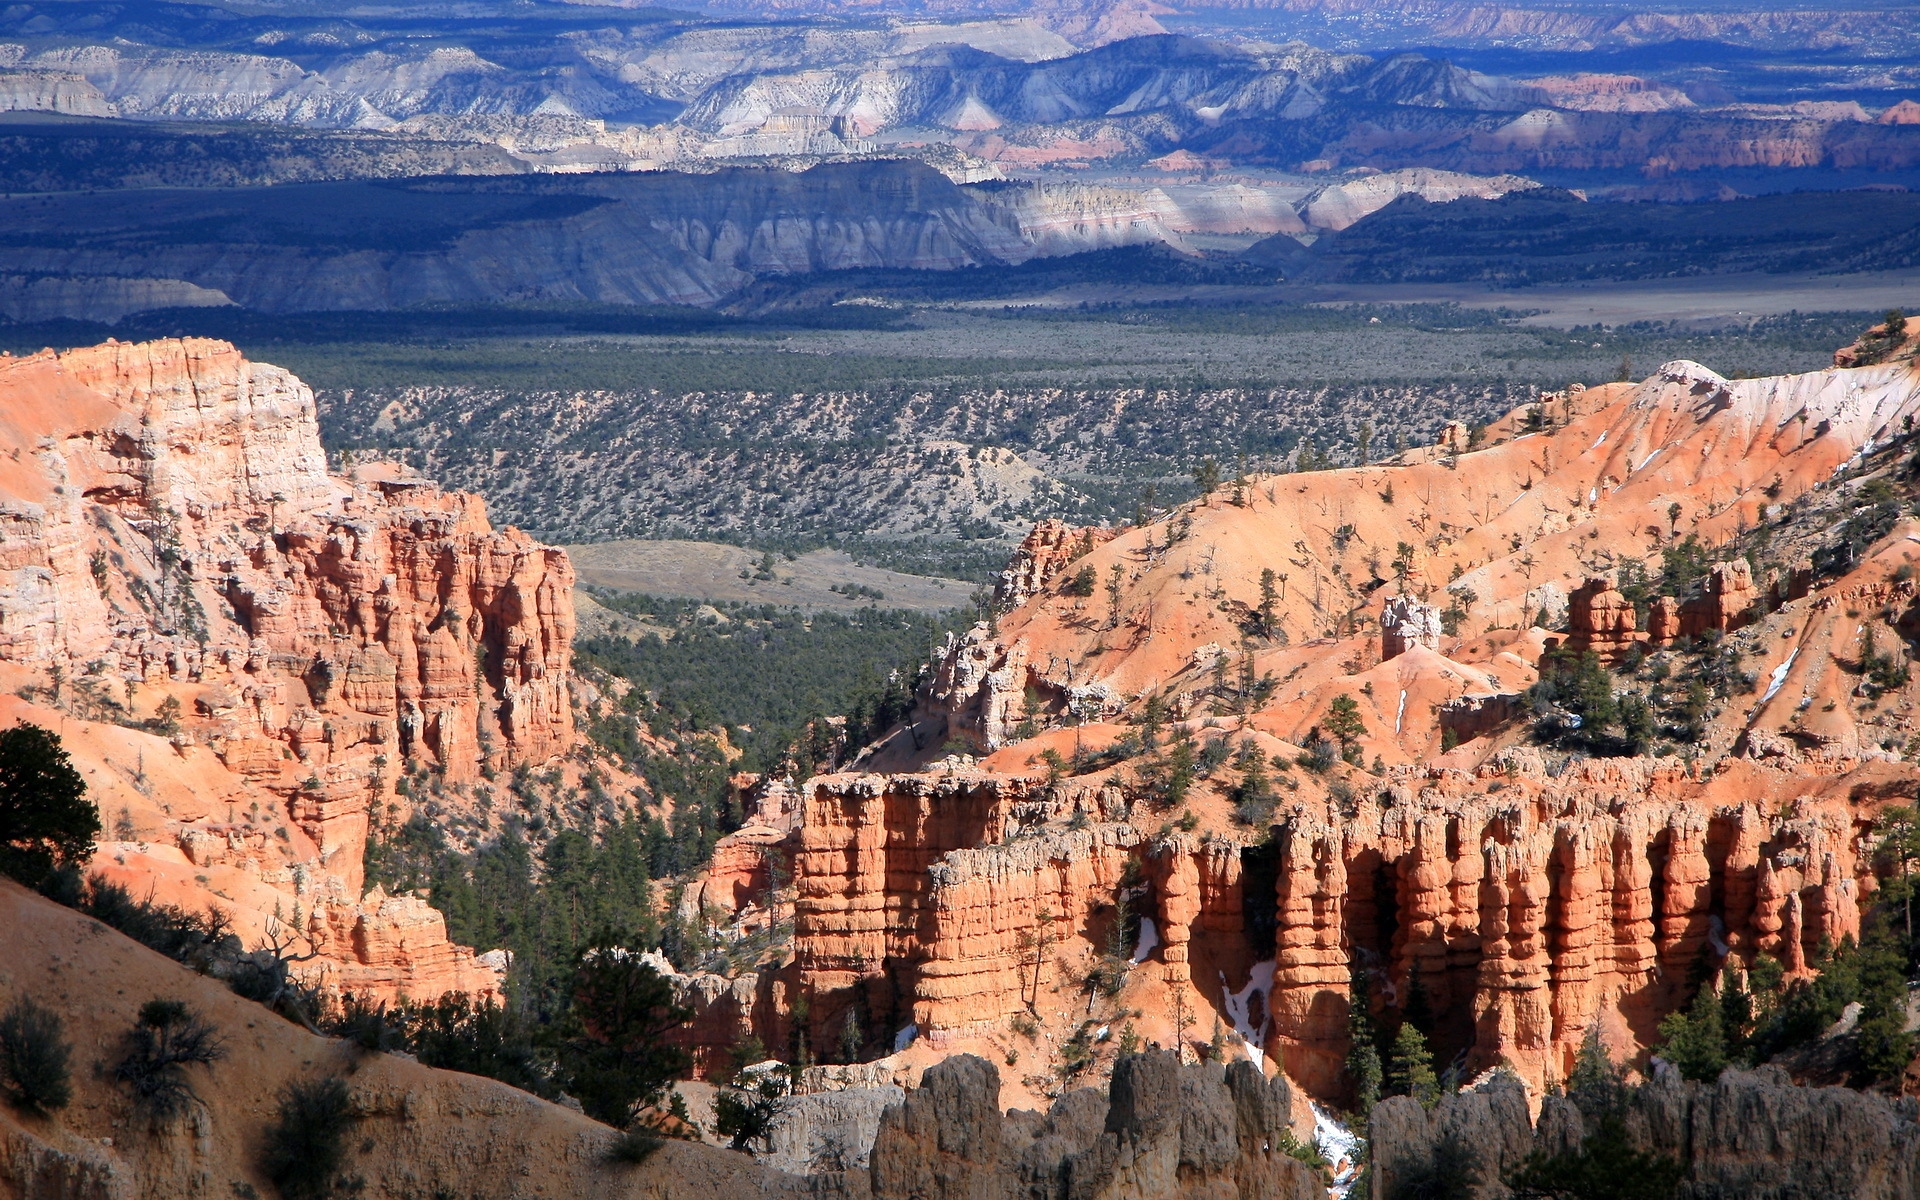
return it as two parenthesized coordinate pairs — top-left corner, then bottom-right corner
(1268, 754), (1875, 1097)
(0, 338), (576, 1002)
(1371, 1067), (1920, 1200)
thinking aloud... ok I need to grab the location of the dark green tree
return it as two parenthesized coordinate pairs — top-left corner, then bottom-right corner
(0, 724), (98, 887)
(560, 936), (693, 1127)
(1346, 970), (1383, 1116)
(1852, 911), (1914, 1085)
(1506, 1113), (1683, 1200)
(1324, 694), (1366, 748)
(1655, 976), (1726, 1082)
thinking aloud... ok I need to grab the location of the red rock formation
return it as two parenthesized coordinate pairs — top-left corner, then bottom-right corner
(1562, 576), (1643, 664)
(993, 519), (1118, 608)
(0, 339), (576, 1003)
(1677, 559), (1761, 639)
(1381, 596), (1443, 659)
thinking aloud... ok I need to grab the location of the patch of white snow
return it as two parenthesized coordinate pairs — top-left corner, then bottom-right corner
(1313, 1102), (1363, 1199)
(1131, 917), (1160, 965)
(1761, 648), (1799, 704)
(1220, 960), (1276, 1070)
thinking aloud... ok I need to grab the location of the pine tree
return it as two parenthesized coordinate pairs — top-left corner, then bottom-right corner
(1389, 1021), (1439, 1109)
(1346, 969), (1383, 1116)
(1655, 980), (1726, 1082)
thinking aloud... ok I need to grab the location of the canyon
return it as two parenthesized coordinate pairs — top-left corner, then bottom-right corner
(3, 331), (1920, 1197)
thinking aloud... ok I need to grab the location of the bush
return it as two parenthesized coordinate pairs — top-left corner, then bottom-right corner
(260, 1077), (355, 1200)
(714, 1080), (781, 1150)
(115, 999), (223, 1117)
(404, 993), (554, 1099)
(0, 724), (99, 888)
(79, 876), (237, 969)
(1505, 1113), (1682, 1200)
(606, 1127), (664, 1164)
(323, 992), (407, 1055)
(0, 996), (72, 1114)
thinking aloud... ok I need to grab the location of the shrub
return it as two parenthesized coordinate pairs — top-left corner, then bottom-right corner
(323, 992), (407, 1055)
(0, 724), (99, 888)
(1505, 1112), (1682, 1200)
(713, 1079), (781, 1150)
(115, 999), (223, 1117)
(1653, 982), (1726, 1082)
(260, 1077), (355, 1200)
(404, 993), (553, 1099)
(606, 1127), (663, 1164)
(0, 996), (72, 1114)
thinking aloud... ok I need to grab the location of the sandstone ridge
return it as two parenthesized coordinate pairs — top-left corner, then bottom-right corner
(0, 338), (576, 1002)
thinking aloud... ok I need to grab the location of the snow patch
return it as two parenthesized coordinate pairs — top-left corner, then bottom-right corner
(1394, 689), (1407, 734)
(1761, 647), (1799, 704)
(1131, 916), (1160, 965)
(1314, 1102), (1363, 1199)
(1589, 430), (1607, 451)
(1220, 959), (1275, 1071)
(1636, 449), (1661, 472)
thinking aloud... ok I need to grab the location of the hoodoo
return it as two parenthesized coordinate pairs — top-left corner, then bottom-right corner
(0, 338), (575, 1001)
(656, 351), (1920, 1111)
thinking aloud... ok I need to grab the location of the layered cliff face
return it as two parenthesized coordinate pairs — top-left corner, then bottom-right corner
(661, 350), (1920, 1108)
(0, 338), (576, 1001)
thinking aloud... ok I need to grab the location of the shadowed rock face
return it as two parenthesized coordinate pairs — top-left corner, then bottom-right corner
(1371, 1067), (1920, 1200)
(869, 1052), (1323, 1200)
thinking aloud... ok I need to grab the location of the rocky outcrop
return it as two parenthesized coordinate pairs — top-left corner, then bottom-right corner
(995, 520), (1118, 608)
(1372, 1066), (1920, 1200)
(868, 1053), (1322, 1200)
(1834, 312), (1919, 368)
(755, 1086), (907, 1175)
(1381, 596), (1443, 659)
(1300, 167), (1538, 231)
(1678, 560), (1762, 640)
(785, 770), (1138, 1052)
(1562, 576), (1643, 664)
(0, 338), (575, 1002)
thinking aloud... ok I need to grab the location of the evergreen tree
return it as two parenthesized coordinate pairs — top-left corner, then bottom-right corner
(1389, 1021), (1439, 1110)
(1346, 969), (1383, 1116)
(1565, 1027), (1625, 1120)
(0, 724), (98, 887)
(1852, 911), (1914, 1085)
(1655, 979), (1726, 1082)
(559, 934), (692, 1127)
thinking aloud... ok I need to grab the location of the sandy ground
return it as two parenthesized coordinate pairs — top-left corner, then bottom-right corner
(565, 538), (974, 612)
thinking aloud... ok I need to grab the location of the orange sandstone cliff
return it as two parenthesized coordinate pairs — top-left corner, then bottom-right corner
(0, 338), (576, 1002)
(664, 354), (1920, 1109)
